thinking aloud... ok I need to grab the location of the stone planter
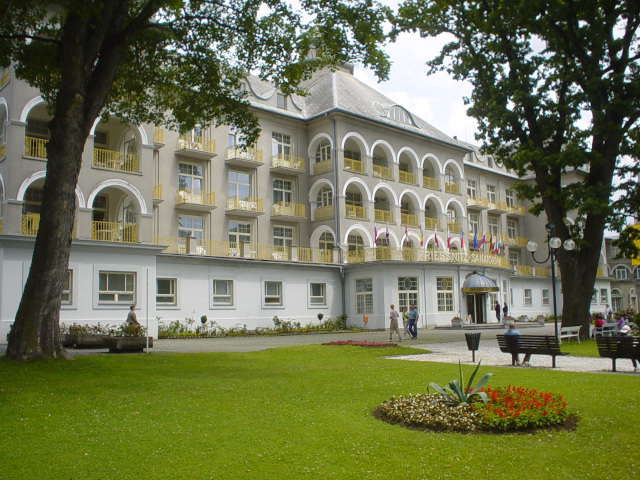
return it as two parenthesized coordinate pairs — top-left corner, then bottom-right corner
(451, 318), (464, 329)
(537, 315), (545, 325)
(104, 336), (153, 353)
(61, 334), (109, 348)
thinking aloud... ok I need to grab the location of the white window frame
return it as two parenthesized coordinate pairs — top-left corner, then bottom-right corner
(273, 225), (293, 247)
(276, 93), (287, 109)
(309, 282), (327, 307)
(98, 271), (136, 305)
(61, 270), (73, 305)
(228, 220), (251, 244)
(212, 279), (234, 307)
(541, 289), (550, 306)
(466, 179), (477, 197)
(600, 288), (608, 304)
(524, 288), (532, 306)
(398, 277), (418, 311)
(613, 265), (629, 280)
(507, 219), (518, 238)
(157, 278), (177, 306)
(487, 185), (497, 203)
(355, 278), (373, 315)
(437, 277), (454, 312)
(263, 280), (283, 307)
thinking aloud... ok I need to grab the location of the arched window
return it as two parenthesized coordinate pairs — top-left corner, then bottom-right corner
(611, 288), (623, 312)
(347, 233), (364, 252)
(315, 141), (331, 163)
(613, 265), (629, 280)
(319, 232), (334, 250)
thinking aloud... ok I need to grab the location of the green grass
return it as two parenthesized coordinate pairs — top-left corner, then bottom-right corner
(560, 338), (600, 356)
(1, 345), (638, 479)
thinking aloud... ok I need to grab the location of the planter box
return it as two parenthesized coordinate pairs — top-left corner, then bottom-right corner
(104, 336), (153, 353)
(451, 318), (463, 329)
(61, 334), (109, 348)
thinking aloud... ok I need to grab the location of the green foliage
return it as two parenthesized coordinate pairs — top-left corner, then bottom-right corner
(112, 322), (147, 337)
(427, 360), (493, 406)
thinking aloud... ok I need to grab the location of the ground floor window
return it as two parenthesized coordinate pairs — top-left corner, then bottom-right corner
(61, 270), (72, 304)
(355, 278), (373, 314)
(600, 289), (608, 304)
(213, 280), (233, 306)
(157, 278), (177, 305)
(310, 283), (326, 305)
(398, 277), (418, 311)
(542, 289), (550, 306)
(612, 289), (623, 312)
(436, 277), (454, 312)
(99, 271), (135, 303)
(524, 288), (532, 306)
(264, 281), (282, 306)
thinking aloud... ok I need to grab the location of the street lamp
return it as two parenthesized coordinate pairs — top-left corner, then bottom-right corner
(526, 222), (576, 339)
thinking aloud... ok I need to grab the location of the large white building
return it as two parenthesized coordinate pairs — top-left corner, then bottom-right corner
(0, 63), (615, 339)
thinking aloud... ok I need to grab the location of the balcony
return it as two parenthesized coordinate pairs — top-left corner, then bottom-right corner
(91, 221), (137, 243)
(225, 146), (263, 168)
(467, 196), (489, 209)
(0, 217), (3, 233)
(373, 164), (392, 179)
(271, 202), (306, 220)
(507, 204), (526, 215)
(374, 209), (393, 223)
(447, 221), (461, 233)
(176, 134), (216, 159)
(445, 182), (459, 194)
(488, 200), (508, 213)
(345, 204), (366, 220)
(424, 217), (439, 229)
(401, 213), (418, 227)
(153, 127), (164, 145)
(25, 136), (47, 159)
(346, 246), (509, 268)
(312, 159), (333, 175)
(297, 247), (335, 264)
(93, 148), (139, 173)
(399, 171), (416, 185)
(499, 235), (527, 247)
(0, 142), (6, 159)
(514, 265), (532, 276)
(313, 205), (334, 221)
(226, 196), (264, 217)
(175, 189), (216, 211)
(21, 213), (40, 236)
(153, 184), (163, 204)
(423, 176), (438, 190)
(270, 154), (304, 174)
(344, 158), (364, 173)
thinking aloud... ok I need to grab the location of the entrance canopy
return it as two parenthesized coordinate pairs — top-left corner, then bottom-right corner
(461, 272), (499, 293)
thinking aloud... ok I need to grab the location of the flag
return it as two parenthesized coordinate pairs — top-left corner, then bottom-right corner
(478, 232), (486, 249)
(434, 226), (439, 247)
(374, 224), (378, 243)
(460, 229), (464, 250)
(405, 224), (409, 247)
(447, 227), (451, 249)
(385, 222), (390, 246)
(488, 233), (493, 253)
(419, 225), (424, 247)
(473, 227), (478, 249)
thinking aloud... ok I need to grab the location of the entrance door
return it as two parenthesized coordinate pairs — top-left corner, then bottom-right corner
(466, 294), (486, 324)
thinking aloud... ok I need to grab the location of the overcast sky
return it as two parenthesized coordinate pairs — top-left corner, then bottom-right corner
(352, 0), (479, 144)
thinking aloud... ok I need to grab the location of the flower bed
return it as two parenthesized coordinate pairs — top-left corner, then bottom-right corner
(322, 340), (399, 348)
(373, 386), (574, 433)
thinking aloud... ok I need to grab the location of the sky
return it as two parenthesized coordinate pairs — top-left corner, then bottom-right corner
(352, 1), (479, 144)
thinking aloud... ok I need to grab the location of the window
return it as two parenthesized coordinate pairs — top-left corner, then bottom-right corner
(506, 189), (515, 207)
(355, 278), (373, 314)
(213, 280), (233, 306)
(316, 187), (333, 208)
(345, 191), (362, 206)
(310, 283), (326, 305)
(273, 178), (293, 204)
(488, 215), (499, 236)
(228, 170), (251, 200)
(26, 118), (49, 139)
(99, 271), (135, 303)
(343, 149), (361, 161)
(467, 179), (477, 197)
(23, 186), (43, 214)
(635, 267), (640, 280)
(61, 270), (72, 304)
(316, 141), (331, 163)
(276, 93), (287, 109)
(388, 106), (412, 124)
(347, 233), (364, 252)
(468, 213), (479, 235)
(487, 185), (497, 203)
(319, 232), (334, 250)
(600, 289), (608, 304)
(447, 208), (456, 224)
(178, 162), (203, 192)
(178, 215), (203, 239)
(157, 278), (177, 305)
(613, 265), (629, 280)
(610, 243), (620, 258)
(94, 130), (108, 147)
(509, 251), (520, 266)
(542, 289), (550, 305)
(591, 291), (597, 304)
(92, 194), (108, 222)
(272, 132), (291, 158)
(229, 221), (250, 244)
(524, 288), (532, 306)
(507, 219), (518, 238)
(264, 281), (282, 305)
(437, 277), (454, 312)
(612, 289), (623, 312)
(398, 277), (418, 311)
(273, 225), (293, 247)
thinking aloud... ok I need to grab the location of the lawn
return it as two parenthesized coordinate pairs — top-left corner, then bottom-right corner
(1, 345), (638, 479)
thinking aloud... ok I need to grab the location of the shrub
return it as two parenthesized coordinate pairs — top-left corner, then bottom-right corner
(427, 361), (493, 406)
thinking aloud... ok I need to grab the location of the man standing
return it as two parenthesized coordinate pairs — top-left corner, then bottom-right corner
(388, 304), (402, 343)
(408, 304), (418, 339)
(604, 304), (612, 322)
(495, 301), (501, 323)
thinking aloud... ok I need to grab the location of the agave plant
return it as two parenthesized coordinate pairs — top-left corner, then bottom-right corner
(427, 360), (494, 406)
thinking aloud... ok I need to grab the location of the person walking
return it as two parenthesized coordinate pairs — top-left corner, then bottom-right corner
(408, 304), (418, 339)
(503, 303), (508, 320)
(126, 305), (140, 326)
(604, 304), (612, 322)
(402, 306), (411, 339)
(388, 304), (402, 342)
(495, 301), (501, 323)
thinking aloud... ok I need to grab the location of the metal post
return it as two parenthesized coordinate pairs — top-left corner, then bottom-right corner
(550, 249), (559, 340)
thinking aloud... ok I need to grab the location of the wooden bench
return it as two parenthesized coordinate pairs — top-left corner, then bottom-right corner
(497, 334), (568, 368)
(559, 326), (581, 343)
(595, 336), (640, 372)
(593, 323), (617, 337)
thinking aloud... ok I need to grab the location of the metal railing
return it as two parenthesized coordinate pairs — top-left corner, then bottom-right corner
(344, 158), (364, 173)
(374, 209), (393, 223)
(272, 202), (305, 218)
(445, 182), (459, 194)
(91, 221), (137, 243)
(467, 196), (489, 208)
(226, 196), (263, 212)
(154, 127), (164, 143)
(447, 221), (461, 233)
(313, 205), (334, 221)
(271, 154), (304, 171)
(21, 213), (40, 236)
(401, 213), (418, 227)
(345, 204), (366, 219)
(312, 159), (333, 174)
(177, 134), (215, 154)
(176, 188), (215, 207)
(153, 184), (162, 200)
(346, 246), (509, 268)
(373, 164), (391, 179)
(297, 247), (334, 263)
(424, 217), (439, 229)
(25, 136), (48, 159)
(423, 176), (438, 190)
(226, 146), (263, 163)
(399, 170), (415, 184)
(93, 148), (139, 173)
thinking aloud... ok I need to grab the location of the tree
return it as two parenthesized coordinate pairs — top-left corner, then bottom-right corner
(395, 0), (640, 338)
(0, 0), (390, 361)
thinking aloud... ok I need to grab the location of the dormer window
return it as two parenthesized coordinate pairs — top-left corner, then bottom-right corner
(277, 93), (287, 109)
(387, 106), (413, 125)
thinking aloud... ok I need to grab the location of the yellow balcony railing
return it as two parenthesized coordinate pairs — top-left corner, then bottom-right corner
(344, 158), (364, 173)
(401, 213), (418, 227)
(154, 127), (164, 143)
(499, 235), (527, 247)
(226, 196), (263, 212)
(515, 265), (532, 276)
(424, 217), (439, 229)
(345, 204), (366, 219)
(226, 146), (263, 163)
(313, 159), (333, 174)
(346, 246), (509, 268)
(25, 136), (48, 159)
(0, 69), (9, 87)
(176, 188), (215, 207)
(272, 202), (305, 218)
(177, 134), (215, 154)
(313, 205), (334, 221)
(447, 222), (461, 233)
(467, 196), (489, 208)
(21, 213), (40, 236)
(253, 243), (289, 261)
(373, 164), (391, 179)
(153, 237), (239, 257)
(346, 248), (366, 264)
(0, 217), (3, 233)
(399, 170), (415, 184)
(375, 209), (393, 223)
(533, 266), (550, 277)
(0, 142), (6, 159)
(91, 221), (137, 243)
(507, 204), (526, 215)
(297, 247), (334, 263)
(93, 148), (139, 173)
(271, 154), (304, 171)
(153, 184), (162, 200)
(488, 201), (509, 211)
(445, 182), (459, 194)
(423, 176), (438, 190)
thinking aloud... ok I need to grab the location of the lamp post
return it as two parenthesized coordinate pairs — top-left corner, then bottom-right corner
(526, 222), (576, 339)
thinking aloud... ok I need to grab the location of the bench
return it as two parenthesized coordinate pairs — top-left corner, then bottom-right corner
(559, 326), (581, 343)
(593, 323), (617, 337)
(595, 336), (640, 372)
(497, 334), (568, 368)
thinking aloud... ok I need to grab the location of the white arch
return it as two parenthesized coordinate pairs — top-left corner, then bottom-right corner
(308, 178), (335, 203)
(370, 139), (396, 163)
(424, 193), (445, 214)
(20, 96), (45, 123)
(449, 236), (464, 251)
(443, 159), (465, 180)
(375, 227), (400, 247)
(425, 234), (444, 249)
(341, 132), (370, 157)
(398, 188), (422, 209)
(87, 179), (148, 214)
(17, 170), (86, 208)
(0, 97), (8, 120)
(445, 197), (466, 214)
(343, 224), (374, 247)
(371, 183), (399, 206)
(397, 146), (420, 169)
(343, 176), (372, 200)
(420, 152), (443, 174)
(310, 225), (337, 248)
(402, 231), (423, 247)
(0, 173), (5, 202)
(308, 133), (334, 158)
